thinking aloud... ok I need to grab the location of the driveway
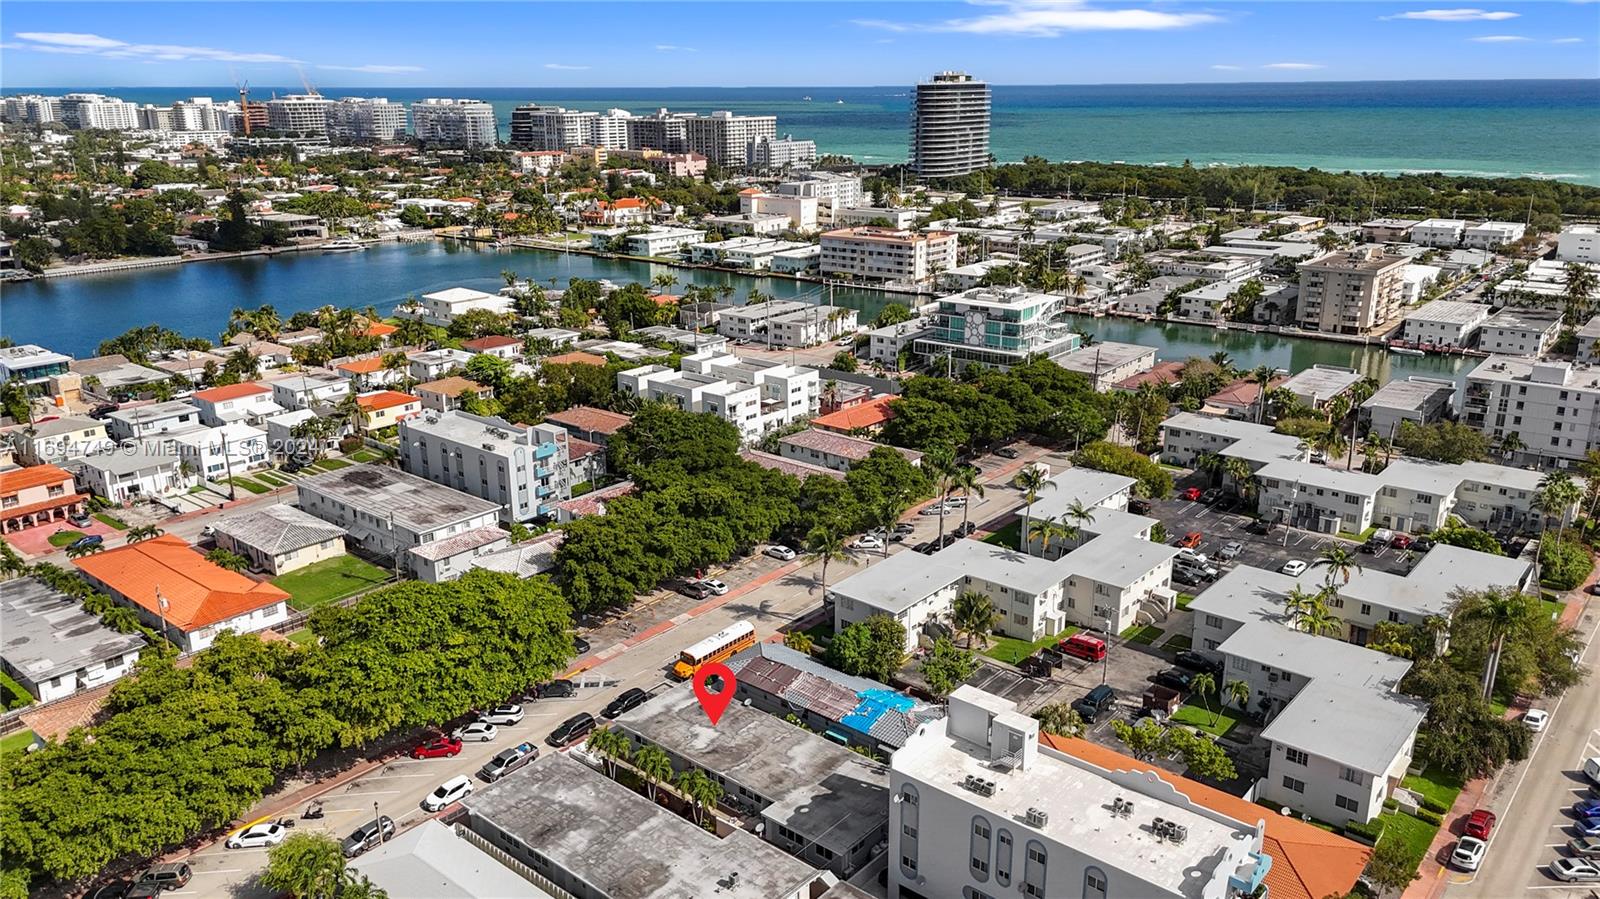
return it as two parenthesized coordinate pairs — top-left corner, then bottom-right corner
(3, 517), (119, 558)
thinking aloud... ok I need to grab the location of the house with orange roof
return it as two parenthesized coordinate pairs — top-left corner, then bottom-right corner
(361, 321), (398, 342)
(356, 391), (423, 430)
(811, 395), (897, 435)
(415, 376), (491, 413)
(73, 534), (291, 652)
(192, 381), (283, 427)
(0, 464), (88, 534)
(541, 351), (608, 368)
(460, 335), (524, 360)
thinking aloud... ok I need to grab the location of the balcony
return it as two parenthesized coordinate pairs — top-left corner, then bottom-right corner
(1228, 850), (1272, 898)
(533, 443), (557, 461)
(535, 466), (552, 479)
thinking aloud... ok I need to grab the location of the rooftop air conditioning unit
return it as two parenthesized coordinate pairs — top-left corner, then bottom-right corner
(1167, 823), (1188, 844)
(1024, 808), (1048, 828)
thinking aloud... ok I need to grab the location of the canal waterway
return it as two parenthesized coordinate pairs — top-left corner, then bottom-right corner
(0, 241), (1477, 387)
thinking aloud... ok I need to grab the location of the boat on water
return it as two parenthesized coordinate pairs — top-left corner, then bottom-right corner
(802, 95), (812, 101)
(1389, 346), (1425, 356)
(835, 99), (844, 104)
(321, 238), (365, 252)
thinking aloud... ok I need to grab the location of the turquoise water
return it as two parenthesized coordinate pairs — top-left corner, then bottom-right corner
(28, 80), (1600, 183)
(0, 242), (1476, 388)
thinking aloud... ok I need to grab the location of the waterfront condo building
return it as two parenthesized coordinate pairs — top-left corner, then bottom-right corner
(60, 93), (139, 130)
(324, 97), (407, 143)
(912, 286), (1080, 370)
(820, 227), (957, 284)
(683, 110), (777, 166)
(909, 71), (991, 178)
(1558, 224), (1600, 263)
(265, 94), (333, 134)
(1464, 355), (1600, 468)
(399, 410), (573, 522)
(409, 98), (498, 147)
(0, 344), (72, 386)
(1295, 247), (1408, 334)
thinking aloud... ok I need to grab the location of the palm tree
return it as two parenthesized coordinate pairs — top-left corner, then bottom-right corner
(876, 492), (911, 558)
(804, 527), (856, 597)
(949, 464), (986, 535)
(1190, 672), (1218, 725)
(206, 548), (249, 572)
(652, 272), (679, 295)
(1454, 587), (1534, 700)
(1537, 471), (1582, 544)
(675, 768), (723, 826)
(1297, 595), (1343, 637)
(1310, 545), (1361, 589)
(1193, 451), (1225, 488)
(1208, 351), (1234, 378)
(923, 447), (957, 539)
(634, 744), (673, 802)
(782, 630), (813, 654)
(951, 589), (1000, 648)
(1036, 703), (1087, 737)
(1011, 466), (1054, 552)
(1496, 431), (1525, 465)
(586, 726), (631, 779)
(1027, 515), (1078, 559)
(1282, 584), (1320, 624)
(125, 525), (163, 543)
(1224, 679), (1251, 715)
(1249, 366), (1276, 424)
(65, 542), (105, 560)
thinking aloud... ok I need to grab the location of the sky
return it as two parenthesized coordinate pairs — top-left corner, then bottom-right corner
(2, 1), (1597, 88)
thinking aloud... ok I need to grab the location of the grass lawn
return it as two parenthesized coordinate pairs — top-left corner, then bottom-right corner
(1375, 811), (1440, 868)
(283, 628), (319, 647)
(348, 449), (380, 463)
(1122, 623), (1165, 645)
(255, 472), (290, 487)
(1489, 698), (1508, 717)
(1162, 634), (1193, 650)
(228, 477), (270, 495)
(1541, 596), (1566, 621)
(313, 458), (351, 471)
(980, 627), (1078, 665)
(273, 556), (391, 611)
(0, 671), (35, 710)
(47, 530), (85, 547)
(92, 512), (129, 530)
(1402, 766), (1466, 811)
(1175, 592), (1197, 610)
(982, 520), (1022, 548)
(797, 622), (834, 645)
(1170, 699), (1239, 738)
(570, 480), (594, 496)
(0, 729), (38, 755)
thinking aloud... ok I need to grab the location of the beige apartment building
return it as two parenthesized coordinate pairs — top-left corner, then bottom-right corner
(819, 227), (958, 284)
(1296, 247), (1408, 334)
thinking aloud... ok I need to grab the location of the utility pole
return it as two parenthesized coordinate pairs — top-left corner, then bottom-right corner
(1101, 616), (1111, 685)
(220, 429), (238, 502)
(155, 585), (172, 649)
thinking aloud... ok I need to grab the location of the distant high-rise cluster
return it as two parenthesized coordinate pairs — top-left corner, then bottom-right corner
(910, 71), (991, 178)
(325, 97), (408, 143)
(408, 98), (498, 148)
(508, 105), (794, 167)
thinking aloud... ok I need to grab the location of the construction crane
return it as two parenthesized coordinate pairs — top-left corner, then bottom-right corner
(295, 64), (321, 97)
(235, 75), (251, 135)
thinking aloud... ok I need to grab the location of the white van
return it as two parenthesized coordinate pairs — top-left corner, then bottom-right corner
(1584, 756), (1600, 786)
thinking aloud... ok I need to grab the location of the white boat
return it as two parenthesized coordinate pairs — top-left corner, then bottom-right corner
(803, 95), (812, 101)
(321, 238), (364, 252)
(1389, 346), (1425, 356)
(835, 99), (844, 104)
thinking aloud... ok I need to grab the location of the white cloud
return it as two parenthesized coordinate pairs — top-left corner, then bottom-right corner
(654, 44), (698, 52)
(1211, 64), (1243, 70)
(1552, 37), (1585, 43)
(11, 31), (300, 63)
(1469, 34), (1532, 41)
(544, 63), (590, 70)
(855, 0), (1221, 37)
(1379, 8), (1519, 21)
(1263, 62), (1325, 69)
(317, 64), (424, 74)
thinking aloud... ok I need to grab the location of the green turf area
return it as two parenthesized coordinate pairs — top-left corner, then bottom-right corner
(47, 530), (85, 547)
(1374, 810), (1440, 869)
(982, 520), (1022, 548)
(979, 627), (1079, 665)
(228, 477), (270, 495)
(283, 628), (319, 647)
(1122, 624), (1164, 644)
(348, 450), (380, 463)
(1402, 766), (1466, 811)
(570, 480), (594, 496)
(0, 729), (38, 755)
(1162, 634), (1193, 650)
(92, 513), (129, 530)
(255, 472), (290, 487)
(312, 458), (351, 471)
(1170, 699), (1240, 738)
(0, 671), (35, 711)
(1541, 597), (1566, 621)
(273, 556), (391, 611)
(1176, 593), (1196, 610)
(797, 622), (834, 644)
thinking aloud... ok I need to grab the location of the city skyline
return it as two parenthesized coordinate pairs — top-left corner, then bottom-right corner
(3, 1), (1597, 88)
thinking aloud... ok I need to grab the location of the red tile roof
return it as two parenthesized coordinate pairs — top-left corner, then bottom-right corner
(357, 391), (421, 412)
(0, 464), (74, 495)
(567, 437), (605, 460)
(192, 382), (270, 403)
(811, 395), (896, 433)
(462, 335), (523, 351)
(415, 377), (482, 398)
(362, 322), (398, 338)
(1114, 360), (1185, 390)
(0, 492), (87, 520)
(336, 357), (387, 374)
(73, 535), (290, 631)
(555, 480), (636, 518)
(544, 405), (632, 436)
(542, 351), (607, 367)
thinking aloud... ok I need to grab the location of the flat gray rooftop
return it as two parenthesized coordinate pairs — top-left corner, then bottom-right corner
(1279, 366), (1360, 402)
(1483, 309), (1561, 332)
(296, 464), (500, 531)
(462, 753), (819, 899)
(1058, 341), (1157, 374)
(107, 400), (200, 424)
(1363, 378), (1455, 412)
(1404, 300), (1491, 326)
(0, 577), (145, 686)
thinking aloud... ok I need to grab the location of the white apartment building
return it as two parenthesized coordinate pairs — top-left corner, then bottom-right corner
(1057, 342), (1159, 392)
(738, 190), (818, 230)
(1360, 218), (1420, 243)
(1146, 251), (1264, 283)
(1401, 300), (1492, 349)
(1296, 247), (1409, 334)
(888, 686), (1272, 899)
(909, 71), (991, 178)
(1463, 221), (1526, 250)
(747, 135), (817, 168)
(867, 316), (931, 367)
(683, 110), (777, 166)
(76, 445), (186, 503)
(3, 95), (62, 125)
(621, 227), (706, 257)
(137, 105), (173, 130)
(1279, 365), (1362, 410)
(1176, 280), (1238, 322)
(821, 227), (958, 284)
(1464, 355), (1600, 467)
(617, 350), (818, 443)
(104, 401), (203, 442)
(192, 382), (283, 427)
(834, 206), (921, 229)
(265, 94), (334, 134)
(775, 172), (865, 222)
(410, 98), (498, 147)
(264, 370), (351, 410)
(911, 286), (1081, 371)
(715, 299), (812, 340)
(325, 97), (407, 143)
(1558, 224), (1600, 263)
(399, 410), (572, 522)
(13, 416), (112, 467)
(690, 237), (811, 270)
(1159, 412), (1309, 472)
(61, 93), (139, 130)
(171, 423), (270, 482)
(295, 464), (502, 576)
(1477, 309), (1561, 356)
(170, 97), (235, 132)
(778, 429), (922, 472)
(1361, 377), (1457, 437)
(509, 105), (594, 149)
(396, 286), (513, 327)
(1, 578), (145, 703)
(1410, 218), (1470, 248)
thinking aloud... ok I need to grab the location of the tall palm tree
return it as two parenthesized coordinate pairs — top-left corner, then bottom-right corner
(1454, 587), (1534, 700)
(1282, 585), (1320, 626)
(634, 744), (673, 802)
(1190, 672), (1218, 725)
(1310, 545), (1362, 589)
(1063, 498), (1097, 532)
(1027, 516), (1078, 559)
(675, 768), (723, 826)
(65, 542), (105, 560)
(1249, 366), (1276, 424)
(586, 726), (631, 779)
(923, 447), (957, 539)
(1208, 351), (1234, 378)
(1496, 431), (1525, 465)
(1224, 679), (1251, 715)
(1194, 451), (1226, 488)
(1036, 703), (1086, 737)
(1011, 466), (1054, 552)
(125, 525), (163, 543)
(1297, 596), (1343, 637)
(804, 527), (856, 597)
(1537, 471), (1582, 544)
(877, 492), (911, 558)
(948, 464), (986, 535)
(951, 589), (1000, 648)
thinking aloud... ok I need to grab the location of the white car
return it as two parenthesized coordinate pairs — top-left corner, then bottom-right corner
(943, 496), (967, 508)
(1450, 836), (1487, 872)
(422, 775), (474, 812)
(853, 535), (884, 550)
(1523, 708), (1549, 731)
(1280, 560), (1308, 577)
(765, 545), (797, 561)
(700, 578), (729, 596)
(454, 721), (499, 742)
(225, 822), (288, 850)
(480, 704), (524, 726)
(918, 504), (953, 516)
(1551, 857), (1600, 883)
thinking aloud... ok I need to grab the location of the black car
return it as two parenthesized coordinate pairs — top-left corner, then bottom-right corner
(572, 635), (592, 656)
(535, 679), (577, 699)
(1215, 495), (1239, 513)
(1128, 499), (1152, 515)
(547, 712), (596, 747)
(1200, 488), (1224, 505)
(995, 446), (1021, 459)
(952, 521), (977, 537)
(1152, 668), (1194, 692)
(603, 687), (649, 719)
(88, 403), (119, 419)
(89, 885), (132, 899)
(282, 458), (309, 474)
(1412, 537), (1435, 552)
(1019, 655), (1052, 677)
(1245, 519), (1271, 535)
(913, 541), (936, 555)
(1173, 650), (1221, 676)
(341, 815), (395, 858)
(1070, 684), (1117, 722)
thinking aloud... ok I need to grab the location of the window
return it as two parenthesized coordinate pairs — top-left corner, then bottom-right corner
(1340, 767), (1364, 785)
(1282, 776), (1306, 793)
(1232, 657), (1248, 671)
(1205, 614), (1223, 629)
(1084, 866), (1108, 899)
(1336, 794), (1361, 813)
(898, 786), (919, 877)
(1360, 603), (1372, 616)
(995, 830), (1013, 886)
(971, 816), (992, 879)
(1285, 747), (1309, 765)
(1023, 842), (1048, 898)
(1204, 638), (1219, 650)
(1388, 610), (1402, 623)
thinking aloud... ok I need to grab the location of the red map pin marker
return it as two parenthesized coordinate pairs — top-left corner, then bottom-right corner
(692, 662), (736, 725)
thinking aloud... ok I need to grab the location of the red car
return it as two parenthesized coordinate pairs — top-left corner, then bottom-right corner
(1463, 809), (1496, 840)
(1181, 487), (1203, 502)
(1178, 531), (1204, 549)
(410, 736), (463, 759)
(1392, 534), (1414, 550)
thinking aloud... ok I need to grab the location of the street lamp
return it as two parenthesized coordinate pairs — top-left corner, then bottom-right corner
(1101, 616), (1111, 685)
(374, 800), (384, 844)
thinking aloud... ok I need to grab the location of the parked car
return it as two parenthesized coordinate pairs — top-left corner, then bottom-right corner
(853, 534), (884, 551)
(1412, 537), (1435, 552)
(1391, 533), (1414, 550)
(422, 775), (474, 812)
(1574, 798), (1600, 819)
(765, 545), (797, 561)
(1450, 836), (1487, 872)
(1217, 540), (1243, 562)
(68, 511), (93, 527)
(226, 822), (288, 850)
(282, 458), (309, 474)
(1152, 668), (1195, 692)
(1060, 633), (1108, 662)
(1174, 650), (1222, 676)
(69, 534), (104, 550)
(678, 581), (713, 600)
(341, 815), (395, 858)
(1180, 487), (1203, 502)
(1551, 858), (1600, 882)
(1524, 708), (1550, 731)
(699, 578), (730, 596)
(1280, 560), (1308, 576)
(453, 721), (498, 742)
(893, 522), (917, 535)
(1567, 835), (1600, 858)
(1178, 531), (1203, 549)
(1128, 499), (1152, 515)
(1463, 809), (1497, 840)
(603, 687), (649, 719)
(479, 742), (539, 783)
(480, 704), (525, 726)
(572, 635), (591, 656)
(547, 712), (596, 747)
(1575, 816), (1600, 838)
(943, 496), (967, 508)
(952, 521), (977, 537)
(410, 736), (463, 759)
(918, 504), (953, 516)
(535, 679), (576, 699)
(912, 541), (936, 555)
(1245, 519), (1272, 535)
(88, 403), (119, 418)
(134, 864), (192, 891)
(1071, 684), (1117, 722)
(996, 446), (1020, 459)
(1200, 488), (1224, 505)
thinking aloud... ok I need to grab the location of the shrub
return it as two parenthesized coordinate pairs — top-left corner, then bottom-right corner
(1382, 798), (1399, 812)
(1415, 808), (1444, 826)
(338, 436), (363, 453)
(1539, 535), (1593, 591)
(1420, 796), (1450, 815)
(1342, 818), (1385, 845)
